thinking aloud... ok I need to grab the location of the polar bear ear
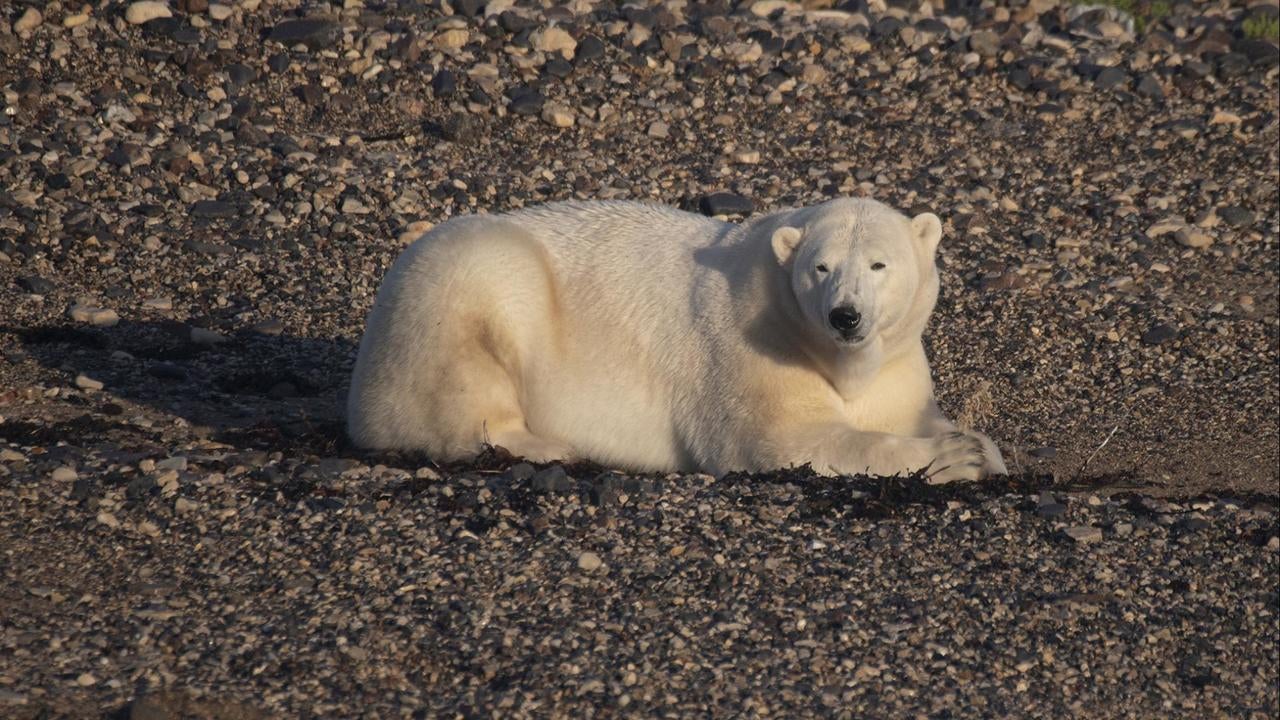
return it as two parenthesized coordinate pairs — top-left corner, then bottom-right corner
(771, 226), (804, 265)
(910, 213), (943, 255)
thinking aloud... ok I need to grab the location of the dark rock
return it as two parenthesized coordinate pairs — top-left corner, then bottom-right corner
(190, 200), (237, 219)
(1141, 323), (1178, 346)
(266, 52), (290, 73)
(1172, 517), (1211, 535)
(1135, 73), (1164, 100)
(439, 112), (481, 143)
(499, 11), (536, 34)
(1094, 67), (1128, 90)
(1217, 206), (1254, 228)
(507, 462), (535, 482)
(1028, 447), (1057, 459)
(698, 191), (753, 216)
(576, 35), (606, 62)
(268, 19), (342, 50)
(225, 63), (257, 93)
(507, 86), (544, 115)
(1038, 501), (1068, 518)
(453, 0), (485, 19)
(544, 57), (573, 78)
(431, 69), (457, 97)
(531, 466), (575, 493)
(16, 276), (55, 294)
(144, 17), (202, 44)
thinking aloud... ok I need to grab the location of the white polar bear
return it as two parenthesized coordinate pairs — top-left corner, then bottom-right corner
(347, 198), (1007, 482)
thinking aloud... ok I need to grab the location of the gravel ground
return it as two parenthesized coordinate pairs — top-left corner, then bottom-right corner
(0, 0), (1277, 717)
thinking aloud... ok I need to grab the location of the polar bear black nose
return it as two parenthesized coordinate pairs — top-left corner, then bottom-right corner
(828, 306), (861, 333)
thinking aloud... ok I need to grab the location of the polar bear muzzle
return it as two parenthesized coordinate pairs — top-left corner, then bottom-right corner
(828, 306), (862, 338)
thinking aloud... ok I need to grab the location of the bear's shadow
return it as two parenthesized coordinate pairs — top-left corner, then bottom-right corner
(3, 319), (364, 458)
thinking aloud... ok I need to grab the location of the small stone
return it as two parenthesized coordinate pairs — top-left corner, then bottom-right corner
(342, 197), (371, 214)
(1135, 74), (1163, 101)
(190, 327), (226, 345)
(75, 374), (104, 391)
(801, 64), (828, 84)
(576, 35), (606, 62)
(175, 498), (198, 514)
(1176, 229), (1213, 249)
(508, 88), (545, 116)
(532, 466), (575, 493)
(97, 512), (120, 528)
(1146, 218), (1185, 238)
(968, 30), (1000, 57)
(252, 319), (285, 336)
(434, 29), (470, 49)
(52, 467), (79, 482)
(1094, 67), (1128, 91)
(125, 1), (173, 25)
(74, 673), (97, 687)
(17, 276), (55, 294)
(698, 191), (754, 217)
(1217, 206), (1254, 228)
(577, 551), (603, 572)
(1064, 526), (1103, 544)
(69, 305), (120, 327)
(191, 200), (237, 219)
(431, 69), (457, 98)
(533, 26), (577, 58)
(1141, 323), (1178, 346)
(732, 149), (761, 165)
(13, 8), (43, 33)
(268, 18), (342, 50)
(647, 121), (670, 139)
(208, 4), (233, 21)
(440, 112), (480, 142)
(542, 104), (576, 128)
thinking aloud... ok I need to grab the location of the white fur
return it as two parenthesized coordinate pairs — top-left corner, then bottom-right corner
(348, 198), (1007, 482)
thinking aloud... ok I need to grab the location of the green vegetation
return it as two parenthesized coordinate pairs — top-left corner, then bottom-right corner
(1242, 15), (1280, 42)
(1074, 0), (1172, 34)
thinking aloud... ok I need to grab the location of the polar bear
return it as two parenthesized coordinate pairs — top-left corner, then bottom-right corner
(347, 198), (1007, 482)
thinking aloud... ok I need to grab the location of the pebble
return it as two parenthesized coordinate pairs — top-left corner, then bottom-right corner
(577, 551), (603, 572)
(189, 327), (227, 345)
(13, 8), (42, 34)
(191, 200), (238, 219)
(1141, 323), (1178, 346)
(51, 467), (78, 482)
(542, 104), (576, 128)
(68, 305), (120, 327)
(1217, 206), (1254, 228)
(268, 19), (342, 50)
(74, 375), (104, 391)
(698, 191), (754, 216)
(208, 3), (233, 21)
(252, 319), (285, 336)
(533, 27), (577, 58)
(125, 2), (172, 25)
(75, 673), (97, 687)
(1064, 526), (1104, 544)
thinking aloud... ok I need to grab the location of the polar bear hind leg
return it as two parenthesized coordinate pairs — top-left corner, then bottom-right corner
(348, 217), (570, 463)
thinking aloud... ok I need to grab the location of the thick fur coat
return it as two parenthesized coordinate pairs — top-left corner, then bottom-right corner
(348, 198), (1006, 482)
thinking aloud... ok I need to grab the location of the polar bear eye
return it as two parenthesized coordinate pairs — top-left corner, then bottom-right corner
(815, 263), (829, 274)
(870, 262), (886, 271)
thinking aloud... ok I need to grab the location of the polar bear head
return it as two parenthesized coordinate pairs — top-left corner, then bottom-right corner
(770, 198), (942, 352)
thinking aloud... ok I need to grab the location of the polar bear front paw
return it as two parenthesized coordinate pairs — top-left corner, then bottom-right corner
(923, 432), (988, 484)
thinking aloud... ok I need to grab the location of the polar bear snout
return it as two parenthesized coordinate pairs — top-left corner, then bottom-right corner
(828, 305), (863, 338)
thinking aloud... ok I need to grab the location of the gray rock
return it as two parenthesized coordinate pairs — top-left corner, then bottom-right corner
(268, 19), (343, 50)
(698, 191), (754, 216)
